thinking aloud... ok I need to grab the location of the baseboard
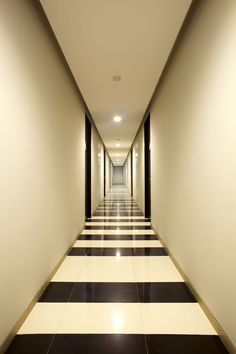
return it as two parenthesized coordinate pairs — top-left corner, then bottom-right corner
(0, 226), (84, 354)
(152, 225), (236, 354)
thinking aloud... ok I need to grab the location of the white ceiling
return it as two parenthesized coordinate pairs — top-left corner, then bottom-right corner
(40, 0), (192, 165)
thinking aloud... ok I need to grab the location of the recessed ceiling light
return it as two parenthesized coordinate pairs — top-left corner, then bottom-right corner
(116, 143), (120, 147)
(113, 75), (121, 81)
(114, 115), (121, 123)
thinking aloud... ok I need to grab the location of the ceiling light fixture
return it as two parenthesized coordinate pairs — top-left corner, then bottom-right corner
(113, 115), (122, 123)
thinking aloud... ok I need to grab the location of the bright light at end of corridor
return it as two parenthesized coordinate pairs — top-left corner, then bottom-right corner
(114, 115), (122, 123)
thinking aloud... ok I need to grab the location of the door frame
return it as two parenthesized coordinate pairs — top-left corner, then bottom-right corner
(144, 114), (151, 218)
(85, 115), (91, 218)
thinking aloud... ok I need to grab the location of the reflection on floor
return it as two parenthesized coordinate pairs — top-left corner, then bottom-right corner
(6, 187), (229, 353)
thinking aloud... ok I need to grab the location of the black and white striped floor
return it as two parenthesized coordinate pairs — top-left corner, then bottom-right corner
(7, 187), (229, 353)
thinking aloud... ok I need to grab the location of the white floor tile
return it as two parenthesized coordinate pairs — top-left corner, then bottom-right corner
(18, 303), (66, 334)
(140, 303), (217, 335)
(96, 208), (140, 210)
(132, 256), (184, 282)
(74, 240), (162, 248)
(81, 229), (155, 235)
(52, 256), (85, 282)
(57, 303), (143, 334)
(76, 256), (136, 282)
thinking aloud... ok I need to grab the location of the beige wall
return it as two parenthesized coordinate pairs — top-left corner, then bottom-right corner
(150, 0), (236, 347)
(0, 0), (86, 347)
(91, 127), (104, 212)
(132, 128), (145, 212)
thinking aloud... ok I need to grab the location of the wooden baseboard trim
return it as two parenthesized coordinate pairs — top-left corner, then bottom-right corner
(0, 227), (84, 354)
(152, 225), (236, 354)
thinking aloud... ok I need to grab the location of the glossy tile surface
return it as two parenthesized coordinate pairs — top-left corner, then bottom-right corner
(137, 282), (196, 302)
(9, 187), (228, 354)
(57, 303), (143, 333)
(79, 234), (158, 240)
(85, 222), (151, 226)
(146, 335), (229, 354)
(6, 335), (54, 354)
(140, 303), (216, 334)
(74, 240), (162, 247)
(51, 256), (85, 282)
(49, 334), (147, 354)
(69, 282), (138, 302)
(81, 229), (155, 234)
(76, 256), (136, 282)
(18, 303), (66, 334)
(133, 257), (184, 282)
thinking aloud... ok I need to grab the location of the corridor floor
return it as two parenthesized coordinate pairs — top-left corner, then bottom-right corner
(7, 187), (229, 353)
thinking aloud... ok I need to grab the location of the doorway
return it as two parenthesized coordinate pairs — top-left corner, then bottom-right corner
(131, 149), (133, 197)
(85, 115), (91, 218)
(104, 148), (106, 197)
(144, 114), (151, 218)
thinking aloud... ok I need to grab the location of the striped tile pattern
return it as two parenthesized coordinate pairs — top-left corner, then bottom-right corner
(7, 187), (229, 353)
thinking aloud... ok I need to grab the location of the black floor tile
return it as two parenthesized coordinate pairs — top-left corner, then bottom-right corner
(146, 335), (229, 354)
(132, 248), (167, 256)
(69, 247), (132, 256)
(84, 225), (151, 230)
(38, 282), (75, 302)
(49, 334), (147, 354)
(78, 234), (158, 240)
(93, 213), (143, 216)
(86, 218), (149, 222)
(70, 282), (138, 302)
(5, 334), (53, 354)
(137, 282), (196, 302)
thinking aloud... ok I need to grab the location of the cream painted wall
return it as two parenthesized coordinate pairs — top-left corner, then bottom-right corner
(132, 128), (145, 212)
(0, 0), (86, 348)
(91, 127), (104, 212)
(151, 0), (236, 347)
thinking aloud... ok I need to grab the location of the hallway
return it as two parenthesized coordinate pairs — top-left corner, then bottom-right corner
(7, 187), (228, 353)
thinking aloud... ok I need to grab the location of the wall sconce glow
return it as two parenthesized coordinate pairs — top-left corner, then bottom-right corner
(114, 115), (122, 123)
